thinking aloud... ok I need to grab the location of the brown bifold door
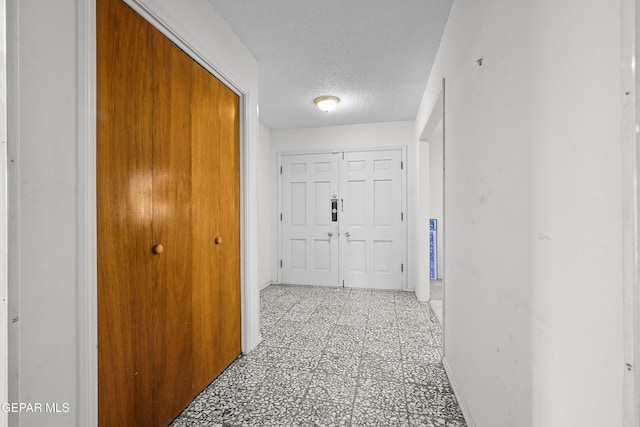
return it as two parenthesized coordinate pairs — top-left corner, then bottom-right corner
(96, 0), (155, 424)
(97, 0), (241, 425)
(217, 72), (242, 371)
(150, 24), (196, 424)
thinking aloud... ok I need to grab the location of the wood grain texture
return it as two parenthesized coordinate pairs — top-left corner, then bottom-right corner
(190, 61), (223, 393)
(218, 84), (242, 369)
(151, 30), (195, 426)
(97, 0), (241, 424)
(97, 0), (154, 425)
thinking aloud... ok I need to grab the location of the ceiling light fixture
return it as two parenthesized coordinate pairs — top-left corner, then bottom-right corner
(314, 96), (340, 112)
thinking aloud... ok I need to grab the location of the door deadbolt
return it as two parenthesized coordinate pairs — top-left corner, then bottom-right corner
(331, 199), (338, 222)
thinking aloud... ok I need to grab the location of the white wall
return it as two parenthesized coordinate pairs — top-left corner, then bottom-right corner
(258, 124), (274, 289)
(270, 121), (423, 289)
(7, 1), (80, 425)
(0, 1), (7, 425)
(415, 0), (624, 425)
(7, 0), (261, 425)
(529, 1), (622, 425)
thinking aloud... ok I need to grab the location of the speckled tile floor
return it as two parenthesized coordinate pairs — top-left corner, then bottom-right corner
(170, 285), (466, 427)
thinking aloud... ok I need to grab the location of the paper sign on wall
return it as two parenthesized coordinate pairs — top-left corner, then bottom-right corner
(429, 219), (438, 280)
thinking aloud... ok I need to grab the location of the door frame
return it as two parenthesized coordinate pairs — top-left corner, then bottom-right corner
(277, 147), (408, 291)
(0, 1), (7, 426)
(78, 1), (253, 424)
(622, 0), (640, 424)
(419, 80), (446, 353)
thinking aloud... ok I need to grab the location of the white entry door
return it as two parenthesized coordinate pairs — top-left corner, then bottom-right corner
(281, 153), (340, 286)
(280, 149), (404, 289)
(339, 150), (403, 289)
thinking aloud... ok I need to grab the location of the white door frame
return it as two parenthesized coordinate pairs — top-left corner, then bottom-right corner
(0, 1), (7, 426)
(277, 147), (408, 291)
(621, 0), (639, 424)
(419, 80), (446, 351)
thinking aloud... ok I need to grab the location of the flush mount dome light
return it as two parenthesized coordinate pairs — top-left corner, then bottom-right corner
(314, 96), (340, 112)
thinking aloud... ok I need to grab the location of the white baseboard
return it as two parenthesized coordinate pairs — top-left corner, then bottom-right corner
(244, 335), (262, 355)
(442, 356), (475, 427)
(260, 280), (271, 291)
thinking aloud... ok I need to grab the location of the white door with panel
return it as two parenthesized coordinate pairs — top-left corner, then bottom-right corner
(339, 150), (403, 289)
(280, 149), (404, 289)
(281, 153), (340, 285)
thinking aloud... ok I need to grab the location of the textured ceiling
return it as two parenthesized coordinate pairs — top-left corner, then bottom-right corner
(207, 0), (453, 130)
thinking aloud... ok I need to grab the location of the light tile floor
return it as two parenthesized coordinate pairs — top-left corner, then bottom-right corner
(170, 285), (466, 426)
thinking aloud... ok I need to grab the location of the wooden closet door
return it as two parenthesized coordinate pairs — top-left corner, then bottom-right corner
(218, 84), (241, 369)
(190, 61), (222, 392)
(98, 0), (241, 425)
(151, 29), (195, 426)
(97, 0), (155, 425)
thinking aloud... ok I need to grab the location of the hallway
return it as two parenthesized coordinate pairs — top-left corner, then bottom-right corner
(170, 285), (466, 426)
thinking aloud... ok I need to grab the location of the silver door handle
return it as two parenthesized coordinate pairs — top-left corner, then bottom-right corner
(328, 232), (333, 237)
(345, 232), (350, 237)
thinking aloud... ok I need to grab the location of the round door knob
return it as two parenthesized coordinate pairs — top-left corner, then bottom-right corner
(345, 232), (351, 237)
(152, 244), (164, 254)
(214, 236), (222, 245)
(328, 232), (333, 237)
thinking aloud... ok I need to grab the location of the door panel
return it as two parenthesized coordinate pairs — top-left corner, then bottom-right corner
(374, 180), (392, 227)
(97, 0), (155, 424)
(374, 241), (393, 272)
(313, 239), (331, 271)
(281, 153), (339, 286)
(340, 150), (403, 289)
(190, 59), (222, 394)
(218, 81), (241, 370)
(314, 181), (331, 225)
(348, 240), (366, 272)
(290, 182), (306, 226)
(151, 27), (196, 426)
(290, 239), (307, 270)
(347, 180), (366, 226)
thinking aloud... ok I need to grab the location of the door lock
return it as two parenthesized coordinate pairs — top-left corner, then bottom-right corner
(331, 199), (338, 221)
